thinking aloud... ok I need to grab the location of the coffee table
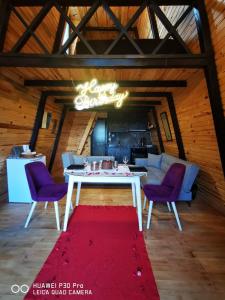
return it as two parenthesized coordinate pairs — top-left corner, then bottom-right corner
(63, 165), (147, 232)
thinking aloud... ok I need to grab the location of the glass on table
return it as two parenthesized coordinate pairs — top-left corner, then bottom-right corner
(113, 161), (118, 170)
(123, 156), (129, 165)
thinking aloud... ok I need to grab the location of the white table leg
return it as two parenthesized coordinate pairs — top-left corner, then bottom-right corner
(63, 176), (74, 232)
(75, 181), (82, 206)
(131, 183), (136, 207)
(134, 177), (142, 231)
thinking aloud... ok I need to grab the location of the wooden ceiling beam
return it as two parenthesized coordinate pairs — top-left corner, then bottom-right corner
(11, 1), (194, 7)
(83, 26), (137, 32)
(52, 6), (68, 54)
(55, 100), (162, 105)
(102, 2), (145, 55)
(0, 54), (207, 68)
(147, 5), (159, 40)
(69, 106), (156, 112)
(11, 0), (55, 53)
(24, 80), (187, 88)
(0, 0), (11, 52)
(44, 90), (170, 97)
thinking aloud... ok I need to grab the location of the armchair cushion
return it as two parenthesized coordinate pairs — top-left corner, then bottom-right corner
(161, 153), (199, 193)
(136, 152), (199, 201)
(141, 167), (164, 186)
(147, 153), (162, 168)
(143, 184), (173, 202)
(135, 158), (148, 167)
(38, 183), (68, 202)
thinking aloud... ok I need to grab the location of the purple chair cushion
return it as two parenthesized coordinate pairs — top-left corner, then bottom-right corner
(25, 162), (67, 202)
(143, 163), (186, 203)
(37, 183), (68, 202)
(143, 184), (173, 202)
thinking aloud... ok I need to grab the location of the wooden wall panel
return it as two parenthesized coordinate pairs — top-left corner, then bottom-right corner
(52, 111), (108, 178)
(35, 97), (63, 168)
(156, 69), (225, 211)
(66, 112), (92, 156)
(0, 71), (39, 202)
(155, 99), (179, 157)
(52, 111), (74, 178)
(206, 0), (225, 113)
(0, 73), (65, 201)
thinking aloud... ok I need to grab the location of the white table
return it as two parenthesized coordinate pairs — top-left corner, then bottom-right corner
(63, 165), (147, 232)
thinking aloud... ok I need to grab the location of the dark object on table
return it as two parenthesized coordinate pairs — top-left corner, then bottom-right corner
(10, 145), (24, 158)
(129, 166), (148, 173)
(67, 164), (85, 170)
(102, 160), (113, 169)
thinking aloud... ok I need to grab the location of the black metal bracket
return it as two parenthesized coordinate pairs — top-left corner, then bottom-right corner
(48, 106), (67, 173)
(24, 79), (187, 88)
(0, 0), (11, 52)
(166, 93), (186, 160)
(30, 92), (48, 151)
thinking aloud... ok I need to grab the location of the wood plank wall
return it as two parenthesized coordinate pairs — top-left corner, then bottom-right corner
(51, 111), (76, 178)
(35, 97), (63, 168)
(154, 103), (179, 157)
(52, 111), (108, 178)
(173, 70), (225, 211)
(51, 111), (92, 179)
(66, 111), (92, 155)
(0, 73), (64, 202)
(207, 0), (225, 114)
(0, 71), (39, 201)
(155, 0), (225, 211)
(156, 70), (225, 211)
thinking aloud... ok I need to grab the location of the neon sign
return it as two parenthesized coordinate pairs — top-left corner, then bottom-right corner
(74, 79), (129, 110)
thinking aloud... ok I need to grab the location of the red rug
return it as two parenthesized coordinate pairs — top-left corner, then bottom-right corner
(25, 206), (159, 300)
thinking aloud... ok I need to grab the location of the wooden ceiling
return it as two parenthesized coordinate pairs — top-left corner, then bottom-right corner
(4, 4), (199, 53)
(1, 3), (201, 97)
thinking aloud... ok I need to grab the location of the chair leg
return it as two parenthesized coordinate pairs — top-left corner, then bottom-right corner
(167, 202), (171, 212)
(171, 202), (182, 231)
(147, 200), (153, 229)
(70, 201), (73, 210)
(54, 202), (60, 231)
(143, 195), (147, 210)
(24, 202), (37, 228)
(44, 202), (48, 209)
(131, 183), (136, 208)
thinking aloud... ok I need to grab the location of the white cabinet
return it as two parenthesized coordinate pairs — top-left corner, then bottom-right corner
(6, 156), (46, 203)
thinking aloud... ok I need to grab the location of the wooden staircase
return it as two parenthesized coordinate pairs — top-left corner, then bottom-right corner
(77, 112), (97, 155)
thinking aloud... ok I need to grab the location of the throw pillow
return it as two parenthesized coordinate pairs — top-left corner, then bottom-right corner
(147, 154), (162, 169)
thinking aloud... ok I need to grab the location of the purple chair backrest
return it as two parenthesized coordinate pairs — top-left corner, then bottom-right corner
(25, 162), (54, 201)
(162, 163), (186, 199)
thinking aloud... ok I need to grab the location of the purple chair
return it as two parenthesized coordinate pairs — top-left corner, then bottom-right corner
(24, 162), (68, 230)
(143, 163), (186, 231)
